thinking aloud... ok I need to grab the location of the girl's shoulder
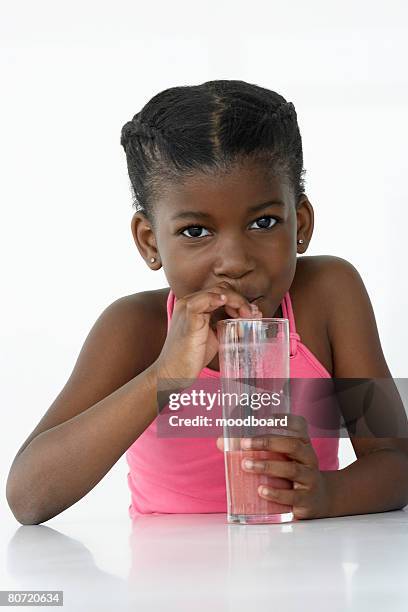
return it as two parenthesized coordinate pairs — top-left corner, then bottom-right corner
(291, 254), (392, 378)
(290, 255), (334, 375)
(118, 288), (170, 371)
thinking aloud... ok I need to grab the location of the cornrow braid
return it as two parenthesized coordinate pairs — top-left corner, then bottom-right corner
(264, 101), (296, 122)
(120, 118), (170, 217)
(120, 117), (173, 147)
(120, 80), (306, 227)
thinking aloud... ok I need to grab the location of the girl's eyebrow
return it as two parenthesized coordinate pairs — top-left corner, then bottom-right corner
(170, 200), (285, 221)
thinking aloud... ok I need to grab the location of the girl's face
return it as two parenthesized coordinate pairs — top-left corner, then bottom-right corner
(133, 160), (314, 326)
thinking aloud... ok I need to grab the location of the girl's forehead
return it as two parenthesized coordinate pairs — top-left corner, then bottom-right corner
(157, 165), (292, 218)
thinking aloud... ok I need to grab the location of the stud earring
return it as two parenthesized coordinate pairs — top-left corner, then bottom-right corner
(297, 239), (304, 244)
(150, 257), (156, 263)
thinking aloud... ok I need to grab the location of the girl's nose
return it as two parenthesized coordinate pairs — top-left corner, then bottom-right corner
(213, 242), (255, 278)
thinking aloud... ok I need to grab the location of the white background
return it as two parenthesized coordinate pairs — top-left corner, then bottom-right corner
(1, 0), (407, 551)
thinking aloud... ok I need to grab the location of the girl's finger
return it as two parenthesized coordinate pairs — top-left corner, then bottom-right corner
(223, 305), (241, 318)
(210, 285), (255, 317)
(257, 484), (308, 508)
(241, 457), (315, 487)
(222, 303), (263, 321)
(278, 414), (309, 441)
(216, 437), (224, 451)
(240, 435), (316, 467)
(175, 292), (230, 337)
(176, 291), (229, 316)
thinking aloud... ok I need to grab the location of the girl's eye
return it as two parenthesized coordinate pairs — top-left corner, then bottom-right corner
(180, 226), (211, 238)
(179, 216), (279, 239)
(249, 216), (278, 230)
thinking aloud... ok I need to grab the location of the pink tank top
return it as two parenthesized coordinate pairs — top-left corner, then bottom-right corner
(126, 289), (339, 518)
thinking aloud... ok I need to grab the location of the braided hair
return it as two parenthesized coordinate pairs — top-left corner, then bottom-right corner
(120, 80), (306, 228)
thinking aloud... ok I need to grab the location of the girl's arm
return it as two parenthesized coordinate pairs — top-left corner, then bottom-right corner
(6, 294), (163, 525)
(321, 256), (408, 516)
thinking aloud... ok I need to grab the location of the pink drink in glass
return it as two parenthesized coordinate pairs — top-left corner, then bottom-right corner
(217, 318), (294, 524)
(225, 449), (293, 523)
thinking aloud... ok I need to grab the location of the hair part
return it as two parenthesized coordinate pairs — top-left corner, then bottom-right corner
(120, 80), (306, 228)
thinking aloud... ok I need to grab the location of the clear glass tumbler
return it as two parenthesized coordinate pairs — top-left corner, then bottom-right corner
(217, 317), (294, 525)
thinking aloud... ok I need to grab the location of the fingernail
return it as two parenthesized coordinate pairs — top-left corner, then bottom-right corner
(250, 304), (259, 314)
(243, 459), (254, 469)
(241, 438), (252, 449)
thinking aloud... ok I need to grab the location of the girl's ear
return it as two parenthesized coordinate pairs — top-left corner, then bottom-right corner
(130, 212), (160, 267)
(295, 195), (314, 251)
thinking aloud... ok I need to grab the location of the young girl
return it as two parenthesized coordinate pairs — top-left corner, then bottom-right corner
(7, 80), (408, 525)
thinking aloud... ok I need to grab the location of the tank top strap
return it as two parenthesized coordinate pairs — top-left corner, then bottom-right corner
(166, 288), (175, 332)
(281, 291), (301, 358)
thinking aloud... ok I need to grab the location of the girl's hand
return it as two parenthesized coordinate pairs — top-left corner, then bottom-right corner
(216, 414), (331, 520)
(155, 281), (262, 381)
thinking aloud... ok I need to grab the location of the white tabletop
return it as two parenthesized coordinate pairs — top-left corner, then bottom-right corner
(4, 509), (408, 611)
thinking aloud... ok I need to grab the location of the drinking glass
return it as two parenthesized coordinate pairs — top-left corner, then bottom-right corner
(217, 318), (294, 525)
